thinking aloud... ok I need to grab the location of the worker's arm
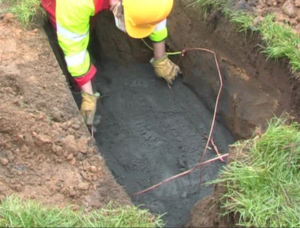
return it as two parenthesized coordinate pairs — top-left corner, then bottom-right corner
(149, 19), (181, 84)
(153, 41), (166, 60)
(55, 0), (99, 125)
(81, 80), (94, 94)
(55, 6), (95, 91)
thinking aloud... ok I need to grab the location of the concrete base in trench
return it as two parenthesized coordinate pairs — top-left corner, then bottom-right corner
(73, 58), (235, 227)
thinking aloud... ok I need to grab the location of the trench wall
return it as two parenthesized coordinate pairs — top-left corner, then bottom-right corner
(42, 0), (300, 226)
(94, 1), (297, 139)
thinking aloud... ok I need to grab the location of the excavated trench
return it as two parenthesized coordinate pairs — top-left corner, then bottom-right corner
(44, 2), (298, 226)
(45, 25), (234, 227)
(80, 58), (234, 227)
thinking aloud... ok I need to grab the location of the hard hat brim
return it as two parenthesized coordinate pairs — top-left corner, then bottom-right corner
(124, 19), (156, 39)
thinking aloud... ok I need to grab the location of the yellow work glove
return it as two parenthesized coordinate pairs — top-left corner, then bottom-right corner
(80, 92), (100, 126)
(150, 55), (181, 84)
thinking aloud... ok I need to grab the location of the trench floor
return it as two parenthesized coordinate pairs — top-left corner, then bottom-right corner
(74, 58), (234, 227)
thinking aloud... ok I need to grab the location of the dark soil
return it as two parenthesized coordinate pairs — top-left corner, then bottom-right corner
(167, 0), (297, 139)
(72, 59), (235, 227)
(165, 0), (300, 226)
(70, 0), (300, 226)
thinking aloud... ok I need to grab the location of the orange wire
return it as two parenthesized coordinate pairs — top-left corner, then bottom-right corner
(132, 46), (224, 196)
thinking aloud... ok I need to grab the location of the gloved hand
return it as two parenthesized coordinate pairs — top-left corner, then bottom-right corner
(150, 55), (181, 84)
(80, 92), (100, 126)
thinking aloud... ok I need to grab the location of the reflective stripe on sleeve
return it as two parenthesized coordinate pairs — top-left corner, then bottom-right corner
(67, 51), (91, 77)
(57, 23), (89, 42)
(65, 49), (87, 67)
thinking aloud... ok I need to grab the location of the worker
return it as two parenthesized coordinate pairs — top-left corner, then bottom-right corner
(41, 0), (181, 127)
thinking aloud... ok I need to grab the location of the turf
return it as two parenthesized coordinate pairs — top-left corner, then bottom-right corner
(210, 117), (300, 227)
(0, 195), (163, 227)
(2, 0), (42, 27)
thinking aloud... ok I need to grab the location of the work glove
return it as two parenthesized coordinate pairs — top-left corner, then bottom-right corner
(150, 55), (181, 84)
(80, 92), (100, 126)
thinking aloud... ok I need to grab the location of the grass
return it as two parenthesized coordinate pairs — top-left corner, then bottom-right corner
(1, 0), (42, 27)
(193, 0), (300, 74)
(0, 195), (163, 227)
(189, 0), (226, 18)
(260, 15), (300, 71)
(227, 10), (257, 36)
(209, 117), (300, 227)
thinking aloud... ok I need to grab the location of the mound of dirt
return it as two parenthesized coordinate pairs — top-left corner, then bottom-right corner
(186, 184), (235, 228)
(0, 12), (130, 210)
(235, 0), (300, 35)
(185, 148), (239, 228)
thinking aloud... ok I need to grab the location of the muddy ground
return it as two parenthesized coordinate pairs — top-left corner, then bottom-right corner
(89, 0), (300, 226)
(72, 59), (235, 227)
(0, 11), (130, 210)
(41, 8), (237, 226)
(70, 1), (300, 225)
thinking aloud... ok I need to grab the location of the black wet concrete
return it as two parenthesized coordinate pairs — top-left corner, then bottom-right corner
(74, 58), (234, 227)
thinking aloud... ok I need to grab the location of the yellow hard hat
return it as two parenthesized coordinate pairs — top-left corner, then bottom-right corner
(122, 0), (174, 39)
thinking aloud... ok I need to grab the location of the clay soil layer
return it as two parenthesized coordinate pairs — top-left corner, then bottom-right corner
(0, 11), (130, 211)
